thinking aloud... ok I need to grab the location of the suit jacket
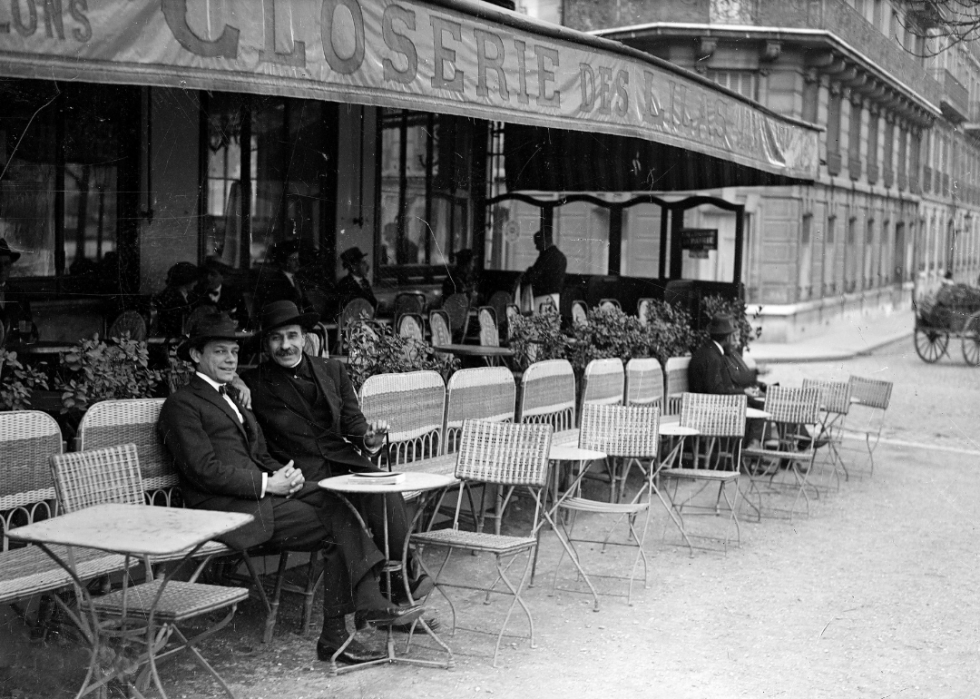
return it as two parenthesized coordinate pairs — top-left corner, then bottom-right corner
(525, 245), (567, 296)
(253, 268), (312, 319)
(192, 284), (249, 329)
(688, 341), (743, 396)
(242, 357), (376, 483)
(724, 347), (758, 389)
(152, 287), (194, 338)
(158, 375), (292, 549)
(336, 274), (378, 311)
(0, 282), (32, 336)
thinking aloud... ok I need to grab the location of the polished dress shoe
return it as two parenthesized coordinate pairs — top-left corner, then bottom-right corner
(316, 638), (385, 665)
(354, 604), (425, 629)
(389, 573), (435, 605)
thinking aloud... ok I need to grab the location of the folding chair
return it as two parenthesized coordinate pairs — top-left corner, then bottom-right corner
(840, 375), (893, 478)
(663, 356), (690, 417)
(50, 444), (249, 699)
(410, 420), (552, 667)
(801, 378), (852, 490)
(625, 357), (664, 409)
(658, 393), (745, 554)
(551, 404), (658, 610)
(741, 387), (821, 521)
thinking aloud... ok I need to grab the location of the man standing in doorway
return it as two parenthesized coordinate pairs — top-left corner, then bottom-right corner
(523, 229), (567, 313)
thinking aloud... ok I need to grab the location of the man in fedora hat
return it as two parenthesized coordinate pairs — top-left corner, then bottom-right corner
(336, 246), (377, 311)
(153, 261), (201, 338)
(159, 311), (423, 666)
(0, 238), (34, 341)
(253, 239), (314, 318)
(241, 301), (435, 618)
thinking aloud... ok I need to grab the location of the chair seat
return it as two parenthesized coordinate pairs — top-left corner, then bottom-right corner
(742, 447), (815, 461)
(659, 468), (739, 482)
(0, 545), (131, 605)
(557, 496), (648, 515)
(87, 579), (249, 623)
(411, 528), (536, 555)
(147, 540), (230, 565)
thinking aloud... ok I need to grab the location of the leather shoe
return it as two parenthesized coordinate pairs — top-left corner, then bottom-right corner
(316, 638), (385, 665)
(389, 615), (441, 633)
(389, 573), (435, 605)
(354, 604), (425, 629)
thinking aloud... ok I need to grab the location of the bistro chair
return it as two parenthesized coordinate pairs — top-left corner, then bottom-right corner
(598, 298), (621, 311)
(636, 298), (654, 326)
(76, 398), (317, 643)
(397, 313), (425, 342)
(393, 291), (426, 322)
(658, 393), (745, 555)
(581, 358), (625, 408)
(517, 358), (578, 447)
(801, 378), (852, 489)
(487, 291), (511, 329)
(0, 411), (128, 637)
(571, 300), (588, 325)
(108, 310), (148, 342)
(663, 356), (691, 416)
(551, 404), (659, 610)
(359, 371), (446, 468)
(477, 306), (500, 348)
(410, 420), (552, 667)
(442, 293), (471, 343)
(336, 298), (375, 354)
(741, 387), (821, 522)
(625, 357), (664, 409)
(304, 322), (330, 359)
(429, 309), (452, 349)
(50, 444), (249, 699)
(840, 375), (893, 478)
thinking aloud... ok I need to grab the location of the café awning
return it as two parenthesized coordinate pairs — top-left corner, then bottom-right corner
(0, 0), (819, 184)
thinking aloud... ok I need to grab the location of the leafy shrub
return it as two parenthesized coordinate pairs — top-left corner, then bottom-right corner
(566, 306), (648, 372)
(699, 295), (762, 351)
(640, 300), (698, 367)
(507, 311), (568, 370)
(0, 349), (49, 411)
(56, 333), (164, 412)
(345, 321), (459, 392)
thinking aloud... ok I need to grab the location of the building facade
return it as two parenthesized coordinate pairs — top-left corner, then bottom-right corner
(537, 0), (980, 341)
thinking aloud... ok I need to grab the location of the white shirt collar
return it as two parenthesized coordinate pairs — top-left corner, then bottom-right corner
(283, 271), (295, 284)
(713, 340), (725, 355)
(195, 371), (225, 392)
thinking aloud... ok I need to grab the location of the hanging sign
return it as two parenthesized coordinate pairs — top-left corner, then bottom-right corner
(680, 228), (718, 252)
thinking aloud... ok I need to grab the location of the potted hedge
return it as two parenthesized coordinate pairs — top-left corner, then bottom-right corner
(507, 311), (568, 371)
(0, 349), (50, 411)
(345, 321), (459, 393)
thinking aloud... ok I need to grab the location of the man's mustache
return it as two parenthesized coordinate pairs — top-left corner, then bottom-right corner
(275, 348), (299, 357)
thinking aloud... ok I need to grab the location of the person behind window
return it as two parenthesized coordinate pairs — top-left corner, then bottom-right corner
(441, 248), (479, 304)
(336, 247), (377, 311)
(195, 257), (249, 330)
(153, 261), (200, 338)
(0, 239), (35, 342)
(253, 239), (313, 317)
(522, 229), (567, 313)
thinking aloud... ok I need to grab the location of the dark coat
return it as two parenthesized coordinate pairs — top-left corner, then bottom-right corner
(688, 341), (744, 396)
(724, 347), (759, 389)
(336, 274), (377, 311)
(158, 375), (303, 549)
(525, 245), (567, 296)
(242, 358), (376, 483)
(192, 284), (249, 329)
(0, 282), (32, 336)
(252, 268), (312, 318)
(152, 286), (194, 338)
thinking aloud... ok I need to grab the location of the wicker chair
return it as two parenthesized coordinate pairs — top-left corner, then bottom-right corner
(517, 359), (578, 447)
(336, 298), (375, 354)
(840, 375), (893, 478)
(429, 310), (452, 348)
(550, 405), (659, 609)
(359, 371), (446, 468)
(76, 399), (312, 644)
(393, 291), (426, 321)
(598, 298), (621, 311)
(108, 310), (148, 342)
(636, 298), (654, 326)
(581, 358), (625, 408)
(802, 378), (852, 489)
(663, 356), (691, 416)
(397, 313), (425, 342)
(442, 293), (471, 342)
(304, 322), (330, 359)
(487, 291), (511, 328)
(505, 304), (521, 341)
(571, 300), (588, 325)
(659, 393), (745, 554)
(0, 412), (128, 627)
(741, 387), (821, 521)
(49, 444), (249, 699)
(477, 307), (500, 348)
(410, 420), (552, 668)
(625, 357), (664, 409)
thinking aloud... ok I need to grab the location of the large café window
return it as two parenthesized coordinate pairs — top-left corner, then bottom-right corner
(0, 80), (138, 289)
(378, 109), (473, 278)
(205, 93), (330, 269)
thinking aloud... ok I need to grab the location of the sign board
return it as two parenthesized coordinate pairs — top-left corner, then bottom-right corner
(688, 249), (710, 259)
(680, 228), (718, 252)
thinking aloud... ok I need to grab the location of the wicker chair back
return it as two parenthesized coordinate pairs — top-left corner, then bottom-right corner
(518, 359), (576, 432)
(50, 444), (144, 514)
(679, 392), (747, 437)
(445, 367), (516, 452)
(579, 404), (660, 458)
(360, 371), (446, 464)
(625, 357), (664, 407)
(454, 420), (552, 486)
(0, 411), (63, 551)
(581, 358), (625, 407)
(802, 379), (852, 415)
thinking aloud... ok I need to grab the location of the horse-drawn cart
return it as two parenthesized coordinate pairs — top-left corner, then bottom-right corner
(914, 297), (980, 364)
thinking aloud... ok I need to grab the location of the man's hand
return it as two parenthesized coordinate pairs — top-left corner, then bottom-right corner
(363, 420), (389, 451)
(267, 460), (304, 497)
(231, 374), (252, 409)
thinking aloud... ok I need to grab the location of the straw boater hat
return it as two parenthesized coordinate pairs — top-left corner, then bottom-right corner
(706, 314), (736, 336)
(0, 239), (22, 262)
(177, 311), (244, 361)
(257, 300), (319, 335)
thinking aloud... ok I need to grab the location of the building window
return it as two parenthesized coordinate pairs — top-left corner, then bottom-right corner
(824, 215), (837, 295)
(705, 70), (758, 101)
(0, 80), (138, 286)
(800, 213), (813, 301)
(378, 109), (474, 272)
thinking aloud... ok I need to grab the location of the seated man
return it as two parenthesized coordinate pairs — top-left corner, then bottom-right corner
(158, 312), (423, 666)
(241, 301), (434, 612)
(688, 314), (764, 448)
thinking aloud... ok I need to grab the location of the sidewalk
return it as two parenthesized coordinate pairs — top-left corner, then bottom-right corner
(747, 310), (913, 363)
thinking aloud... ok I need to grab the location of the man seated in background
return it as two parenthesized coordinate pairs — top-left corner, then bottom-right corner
(522, 229), (566, 313)
(158, 312), (424, 666)
(195, 257), (249, 329)
(242, 301), (435, 619)
(0, 239), (35, 342)
(336, 247), (378, 312)
(153, 261), (200, 338)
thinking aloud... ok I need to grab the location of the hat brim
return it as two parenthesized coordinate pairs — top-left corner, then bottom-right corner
(261, 311), (320, 335)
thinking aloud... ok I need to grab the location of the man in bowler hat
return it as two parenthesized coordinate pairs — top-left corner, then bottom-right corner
(336, 246), (377, 311)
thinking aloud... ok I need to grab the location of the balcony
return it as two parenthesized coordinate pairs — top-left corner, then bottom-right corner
(934, 68), (969, 122)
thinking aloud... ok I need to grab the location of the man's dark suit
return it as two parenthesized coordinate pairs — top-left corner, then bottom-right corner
(336, 274), (377, 312)
(158, 374), (383, 617)
(194, 284), (249, 330)
(688, 341), (744, 396)
(253, 268), (312, 319)
(525, 245), (567, 296)
(0, 282), (32, 338)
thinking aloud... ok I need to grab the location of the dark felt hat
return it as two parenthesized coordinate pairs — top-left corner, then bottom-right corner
(257, 300), (319, 335)
(166, 261), (201, 288)
(270, 239), (301, 265)
(706, 314), (736, 336)
(0, 239), (22, 262)
(177, 312), (242, 361)
(340, 246), (368, 269)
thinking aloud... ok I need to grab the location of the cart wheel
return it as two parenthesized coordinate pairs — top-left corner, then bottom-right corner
(914, 327), (948, 363)
(961, 313), (980, 366)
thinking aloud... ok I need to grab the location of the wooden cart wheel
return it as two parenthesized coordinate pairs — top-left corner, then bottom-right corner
(914, 326), (948, 363)
(961, 312), (980, 366)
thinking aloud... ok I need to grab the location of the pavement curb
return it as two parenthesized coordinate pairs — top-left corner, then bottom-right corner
(750, 330), (912, 364)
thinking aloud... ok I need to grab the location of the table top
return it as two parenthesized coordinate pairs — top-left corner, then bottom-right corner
(549, 445), (606, 461)
(7, 341), (75, 355)
(7, 504), (252, 556)
(319, 471), (455, 494)
(659, 423), (700, 437)
(432, 343), (514, 357)
(746, 407), (772, 419)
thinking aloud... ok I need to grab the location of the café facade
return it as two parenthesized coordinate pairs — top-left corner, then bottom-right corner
(0, 0), (819, 339)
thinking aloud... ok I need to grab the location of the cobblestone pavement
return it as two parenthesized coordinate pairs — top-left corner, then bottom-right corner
(3, 338), (978, 699)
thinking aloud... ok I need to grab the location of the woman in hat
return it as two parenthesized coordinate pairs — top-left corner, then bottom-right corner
(153, 261), (201, 338)
(336, 246), (377, 311)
